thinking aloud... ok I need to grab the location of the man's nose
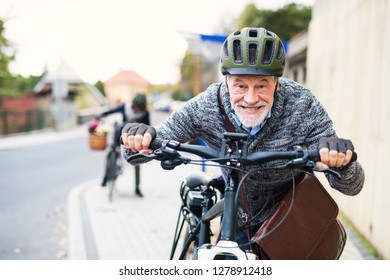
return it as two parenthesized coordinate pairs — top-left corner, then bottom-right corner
(244, 88), (258, 104)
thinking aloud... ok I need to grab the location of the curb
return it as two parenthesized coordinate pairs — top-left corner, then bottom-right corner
(67, 179), (98, 260)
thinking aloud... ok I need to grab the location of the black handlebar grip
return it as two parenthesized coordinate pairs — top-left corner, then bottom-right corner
(308, 150), (358, 163)
(150, 137), (164, 150)
(307, 150), (321, 162)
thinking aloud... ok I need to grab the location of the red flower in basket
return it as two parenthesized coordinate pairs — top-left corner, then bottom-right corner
(88, 120), (100, 134)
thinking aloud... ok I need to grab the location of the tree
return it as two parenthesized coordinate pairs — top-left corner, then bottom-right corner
(94, 80), (106, 96)
(237, 3), (312, 41)
(13, 74), (38, 91)
(179, 50), (199, 98)
(0, 17), (16, 97)
(1, 17), (48, 99)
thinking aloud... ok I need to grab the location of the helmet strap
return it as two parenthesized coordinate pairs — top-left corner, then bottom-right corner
(273, 77), (279, 95)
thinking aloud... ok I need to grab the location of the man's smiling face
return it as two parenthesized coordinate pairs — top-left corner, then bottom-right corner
(227, 75), (276, 128)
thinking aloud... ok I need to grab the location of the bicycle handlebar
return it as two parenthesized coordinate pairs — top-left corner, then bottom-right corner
(150, 138), (220, 159)
(141, 136), (357, 169)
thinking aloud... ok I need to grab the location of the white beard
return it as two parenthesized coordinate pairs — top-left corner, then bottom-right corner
(233, 101), (270, 128)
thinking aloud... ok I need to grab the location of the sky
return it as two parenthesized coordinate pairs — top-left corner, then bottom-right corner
(0, 0), (315, 85)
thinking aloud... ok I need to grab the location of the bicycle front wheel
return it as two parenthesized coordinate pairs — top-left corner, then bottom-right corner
(180, 224), (198, 260)
(106, 149), (118, 202)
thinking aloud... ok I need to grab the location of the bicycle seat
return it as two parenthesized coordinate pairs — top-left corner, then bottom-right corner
(182, 173), (212, 190)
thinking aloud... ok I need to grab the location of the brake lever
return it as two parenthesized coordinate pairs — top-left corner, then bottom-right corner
(286, 159), (342, 179)
(311, 166), (341, 179)
(303, 161), (342, 179)
(127, 152), (158, 161)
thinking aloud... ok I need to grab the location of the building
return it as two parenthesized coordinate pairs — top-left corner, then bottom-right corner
(103, 70), (150, 106)
(286, 30), (308, 86)
(0, 61), (107, 135)
(33, 61), (107, 130)
(307, 0), (390, 259)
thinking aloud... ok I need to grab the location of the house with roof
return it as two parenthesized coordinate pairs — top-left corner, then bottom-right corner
(33, 61), (108, 130)
(103, 70), (150, 106)
(0, 61), (109, 134)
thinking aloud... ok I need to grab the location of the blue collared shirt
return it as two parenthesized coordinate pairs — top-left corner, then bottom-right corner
(232, 111), (271, 136)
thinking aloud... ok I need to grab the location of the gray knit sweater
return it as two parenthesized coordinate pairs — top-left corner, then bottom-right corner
(123, 78), (364, 226)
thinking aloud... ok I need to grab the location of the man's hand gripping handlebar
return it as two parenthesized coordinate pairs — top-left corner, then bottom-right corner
(121, 123), (156, 154)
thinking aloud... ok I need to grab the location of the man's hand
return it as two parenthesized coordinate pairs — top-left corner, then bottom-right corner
(317, 137), (354, 168)
(121, 123), (156, 154)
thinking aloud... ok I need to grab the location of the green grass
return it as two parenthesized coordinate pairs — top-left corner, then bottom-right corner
(339, 212), (382, 259)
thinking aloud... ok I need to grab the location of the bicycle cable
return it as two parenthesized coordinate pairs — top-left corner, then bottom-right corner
(235, 165), (294, 229)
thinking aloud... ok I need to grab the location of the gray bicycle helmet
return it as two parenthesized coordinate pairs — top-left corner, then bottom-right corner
(220, 27), (285, 77)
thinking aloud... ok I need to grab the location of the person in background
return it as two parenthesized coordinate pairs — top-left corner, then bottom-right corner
(99, 92), (150, 197)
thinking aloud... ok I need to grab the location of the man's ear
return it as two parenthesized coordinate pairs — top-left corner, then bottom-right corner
(225, 75), (230, 93)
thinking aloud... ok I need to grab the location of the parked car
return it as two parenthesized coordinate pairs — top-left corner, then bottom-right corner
(153, 99), (172, 113)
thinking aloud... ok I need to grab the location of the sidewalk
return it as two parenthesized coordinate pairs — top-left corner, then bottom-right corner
(67, 159), (209, 260)
(67, 161), (378, 260)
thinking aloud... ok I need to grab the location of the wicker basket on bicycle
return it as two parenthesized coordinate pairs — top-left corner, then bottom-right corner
(89, 132), (107, 150)
(88, 119), (108, 150)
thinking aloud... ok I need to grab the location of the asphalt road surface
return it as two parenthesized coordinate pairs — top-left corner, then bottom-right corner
(0, 134), (106, 259)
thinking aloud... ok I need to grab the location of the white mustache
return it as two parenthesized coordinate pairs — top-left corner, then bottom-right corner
(236, 101), (268, 108)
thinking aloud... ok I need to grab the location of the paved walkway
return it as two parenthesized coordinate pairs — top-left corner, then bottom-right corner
(67, 158), (219, 260)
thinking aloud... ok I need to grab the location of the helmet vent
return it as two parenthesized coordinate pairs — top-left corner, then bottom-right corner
(232, 39), (243, 63)
(262, 40), (274, 65)
(222, 41), (228, 58)
(248, 43), (258, 65)
(248, 29), (258, 37)
(276, 41), (284, 60)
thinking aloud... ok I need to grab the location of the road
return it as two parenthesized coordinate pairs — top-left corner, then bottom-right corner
(0, 135), (106, 259)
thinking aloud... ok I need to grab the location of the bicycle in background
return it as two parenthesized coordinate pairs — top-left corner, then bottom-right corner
(101, 122), (123, 201)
